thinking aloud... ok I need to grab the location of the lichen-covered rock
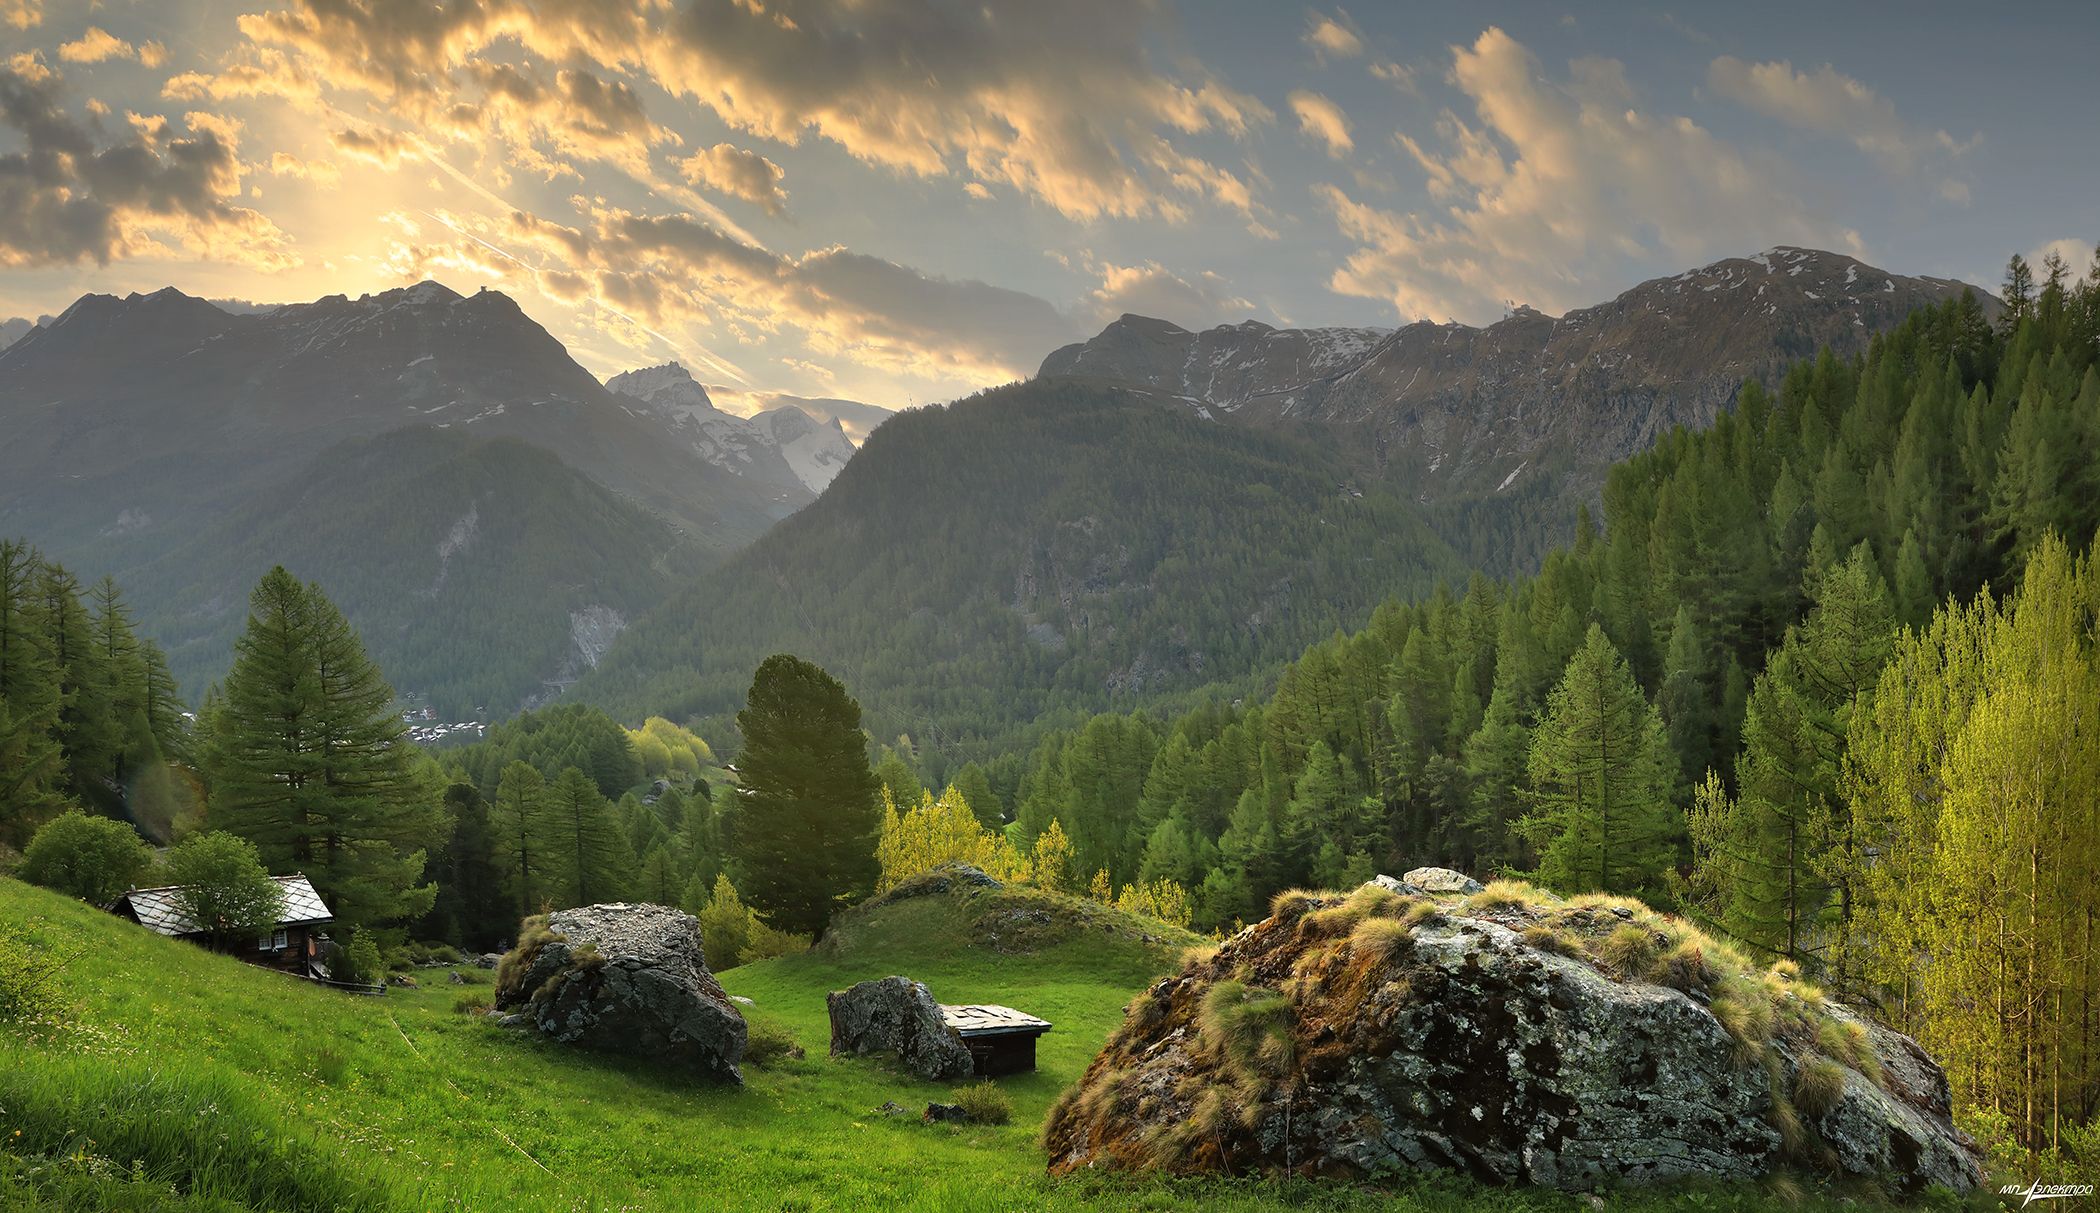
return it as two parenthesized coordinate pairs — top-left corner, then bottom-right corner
(1401, 866), (1483, 895)
(827, 975), (975, 1081)
(494, 902), (746, 1082)
(1044, 877), (1980, 1196)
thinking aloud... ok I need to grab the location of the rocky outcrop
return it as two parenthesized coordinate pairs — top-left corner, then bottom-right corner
(494, 903), (746, 1082)
(1399, 867), (1481, 895)
(1044, 877), (1980, 1196)
(827, 976), (975, 1081)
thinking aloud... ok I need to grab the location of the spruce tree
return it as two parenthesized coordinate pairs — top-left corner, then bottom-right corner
(207, 567), (438, 929)
(729, 655), (882, 937)
(1520, 626), (1680, 898)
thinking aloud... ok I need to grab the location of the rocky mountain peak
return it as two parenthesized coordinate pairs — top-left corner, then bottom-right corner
(605, 362), (719, 414)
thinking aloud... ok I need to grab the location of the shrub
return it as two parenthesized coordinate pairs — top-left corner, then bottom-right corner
(339, 931), (383, 987)
(162, 832), (281, 948)
(742, 917), (810, 964)
(949, 1080), (1013, 1126)
(744, 1019), (804, 1066)
(19, 811), (154, 905)
(452, 993), (491, 1016)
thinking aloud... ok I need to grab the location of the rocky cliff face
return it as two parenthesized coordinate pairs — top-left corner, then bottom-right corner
(1043, 873), (1981, 1195)
(1039, 248), (1992, 502)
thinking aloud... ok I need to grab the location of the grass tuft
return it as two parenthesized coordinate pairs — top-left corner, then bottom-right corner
(1519, 924), (1583, 959)
(1464, 879), (1544, 913)
(1594, 923), (1660, 975)
(1793, 1056), (1847, 1120)
(950, 1080), (1014, 1126)
(1347, 916), (1413, 968)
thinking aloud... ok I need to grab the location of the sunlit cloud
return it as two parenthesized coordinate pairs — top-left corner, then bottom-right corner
(1304, 12), (1364, 59)
(1707, 56), (1974, 182)
(1288, 90), (1353, 157)
(679, 144), (789, 216)
(1322, 27), (1844, 323)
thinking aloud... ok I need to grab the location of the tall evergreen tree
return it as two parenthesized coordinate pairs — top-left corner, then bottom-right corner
(206, 567), (439, 929)
(490, 760), (552, 921)
(1520, 626), (1680, 899)
(729, 655), (882, 937)
(546, 765), (631, 907)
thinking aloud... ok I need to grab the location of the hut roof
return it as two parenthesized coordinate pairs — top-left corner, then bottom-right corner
(941, 1004), (1051, 1039)
(115, 874), (333, 938)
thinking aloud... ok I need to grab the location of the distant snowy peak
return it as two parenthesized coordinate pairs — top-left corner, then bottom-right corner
(1038, 314), (1391, 411)
(605, 362), (719, 417)
(606, 362), (856, 494)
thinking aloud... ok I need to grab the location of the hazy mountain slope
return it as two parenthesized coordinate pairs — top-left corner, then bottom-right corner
(125, 428), (702, 714)
(575, 379), (1470, 750)
(0, 283), (787, 551)
(0, 283), (790, 713)
(1042, 247), (1994, 502)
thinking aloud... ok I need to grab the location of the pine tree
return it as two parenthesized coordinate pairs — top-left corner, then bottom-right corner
(1520, 626), (1680, 898)
(729, 655), (882, 937)
(2002, 253), (2035, 333)
(207, 568), (439, 929)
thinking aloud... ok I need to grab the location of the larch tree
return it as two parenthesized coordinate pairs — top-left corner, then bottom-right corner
(1841, 532), (2100, 1153)
(728, 654), (882, 937)
(206, 567), (440, 930)
(1520, 625), (1681, 899)
(546, 764), (631, 908)
(490, 760), (551, 920)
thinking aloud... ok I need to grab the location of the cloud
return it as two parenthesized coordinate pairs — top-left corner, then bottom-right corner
(200, 0), (1270, 223)
(58, 27), (130, 63)
(1322, 27), (1842, 324)
(267, 151), (340, 186)
(679, 143), (788, 215)
(1083, 259), (1257, 328)
(493, 203), (1075, 385)
(330, 125), (421, 169)
(0, 57), (293, 268)
(1370, 60), (1419, 96)
(1707, 56), (1968, 179)
(1304, 12), (1363, 59)
(1288, 90), (1353, 156)
(2, 0), (39, 31)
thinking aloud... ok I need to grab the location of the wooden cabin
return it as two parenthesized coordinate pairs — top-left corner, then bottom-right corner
(112, 874), (336, 978)
(942, 1004), (1052, 1076)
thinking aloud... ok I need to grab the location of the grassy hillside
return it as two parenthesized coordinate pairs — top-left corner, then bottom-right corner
(0, 877), (1964, 1211)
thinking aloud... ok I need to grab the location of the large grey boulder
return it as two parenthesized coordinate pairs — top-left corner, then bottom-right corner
(494, 902), (746, 1082)
(827, 976), (974, 1081)
(1045, 876), (1980, 1196)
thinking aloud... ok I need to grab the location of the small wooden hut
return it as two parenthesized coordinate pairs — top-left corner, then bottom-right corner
(112, 874), (336, 977)
(941, 1004), (1052, 1077)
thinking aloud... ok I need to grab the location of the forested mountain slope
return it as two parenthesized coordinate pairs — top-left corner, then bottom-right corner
(123, 429), (704, 715)
(575, 380), (1471, 750)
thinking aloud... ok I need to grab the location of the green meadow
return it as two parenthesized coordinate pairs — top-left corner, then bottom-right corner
(0, 877), (1976, 1212)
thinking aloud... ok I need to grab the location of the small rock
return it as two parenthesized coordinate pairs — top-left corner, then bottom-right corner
(497, 1013), (530, 1029)
(388, 974), (419, 988)
(1609, 906), (1635, 920)
(874, 1101), (909, 1117)
(731, 995), (754, 1005)
(475, 953), (501, 969)
(448, 970), (468, 985)
(923, 1102), (971, 1124)
(1401, 866), (1485, 895)
(1368, 874), (1425, 896)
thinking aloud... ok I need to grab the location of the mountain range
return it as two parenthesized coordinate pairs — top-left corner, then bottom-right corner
(0, 246), (1992, 730)
(0, 283), (881, 713)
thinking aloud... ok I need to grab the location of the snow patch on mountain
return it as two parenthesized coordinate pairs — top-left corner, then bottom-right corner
(606, 361), (856, 493)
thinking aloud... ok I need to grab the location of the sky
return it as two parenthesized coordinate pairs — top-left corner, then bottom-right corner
(2, 0), (2094, 412)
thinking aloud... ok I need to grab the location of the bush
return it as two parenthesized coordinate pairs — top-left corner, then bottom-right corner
(19, 811), (154, 905)
(162, 833), (281, 948)
(452, 993), (490, 1015)
(948, 1080), (1013, 1125)
(744, 1019), (804, 1066)
(338, 931), (383, 987)
(0, 923), (67, 1025)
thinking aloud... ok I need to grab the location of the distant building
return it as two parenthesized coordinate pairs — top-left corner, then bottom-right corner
(111, 874), (336, 978)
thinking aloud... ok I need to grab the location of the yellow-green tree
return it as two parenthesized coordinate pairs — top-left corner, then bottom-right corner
(1842, 532), (2100, 1152)
(872, 786), (1028, 893)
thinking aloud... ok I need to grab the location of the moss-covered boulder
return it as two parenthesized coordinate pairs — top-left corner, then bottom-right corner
(1043, 877), (1980, 1195)
(495, 903), (746, 1082)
